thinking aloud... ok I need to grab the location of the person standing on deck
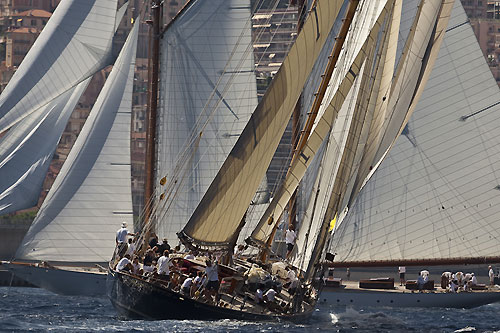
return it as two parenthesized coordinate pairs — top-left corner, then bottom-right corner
(115, 222), (133, 258)
(285, 225), (297, 259)
(489, 266), (495, 286)
(204, 260), (220, 304)
(398, 266), (406, 286)
(157, 250), (173, 281)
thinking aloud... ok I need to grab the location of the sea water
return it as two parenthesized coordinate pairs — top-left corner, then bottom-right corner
(0, 287), (499, 332)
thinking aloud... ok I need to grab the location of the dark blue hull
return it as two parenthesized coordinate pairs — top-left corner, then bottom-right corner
(107, 269), (313, 321)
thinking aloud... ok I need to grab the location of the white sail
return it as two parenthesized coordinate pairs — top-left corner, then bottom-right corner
(0, 0), (120, 133)
(15, 23), (139, 263)
(155, 0), (258, 243)
(329, 0), (500, 263)
(0, 80), (90, 215)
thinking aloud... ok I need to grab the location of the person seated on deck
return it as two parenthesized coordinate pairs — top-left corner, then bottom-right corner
(441, 272), (452, 289)
(131, 256), (142, 275)
(181, 273), (195, 297)
(144, 248), (155, 266)
(116, 254), (132, 272)
(449, 279), (458, 293)
(143, 260), (156, 276)
(157, 250), (173, 282)
(202, 260), (220, 303)
(184, 251), (195, 260)
(263, 288), (282, 312)
(471, 273), (478, 286)
(417, 271), (429, 291)
(286, 269), (299, 295)
(455, 271), (465, 289)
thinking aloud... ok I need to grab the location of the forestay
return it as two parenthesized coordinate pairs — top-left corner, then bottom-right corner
(328, 0), (500, 263)
(154, 0), (258, 243)
(180, 0), (344, 247)
(0, 0), (120, 133)
(15, 23), (139, 263)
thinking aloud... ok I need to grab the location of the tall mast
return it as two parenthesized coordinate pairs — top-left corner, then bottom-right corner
(144, 0), (161, 228)
(303, 0), (360, 281)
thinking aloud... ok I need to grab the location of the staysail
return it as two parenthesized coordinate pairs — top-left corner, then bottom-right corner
(154, 0), (258, 243)
(15, 23), (139, 263)
(0, 0), (120, 133)
(179, 0), (344, 248)
(328, 0), (500, 264)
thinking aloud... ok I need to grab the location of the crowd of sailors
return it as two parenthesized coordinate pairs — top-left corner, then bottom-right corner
(113, 222), (306, 314)
(398, 265), (496, 293)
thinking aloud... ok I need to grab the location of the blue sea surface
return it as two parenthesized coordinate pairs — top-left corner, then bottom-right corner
(0, 287), (499, 332)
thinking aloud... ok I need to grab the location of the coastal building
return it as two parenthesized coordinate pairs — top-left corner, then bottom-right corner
(461, 0), (500, 85)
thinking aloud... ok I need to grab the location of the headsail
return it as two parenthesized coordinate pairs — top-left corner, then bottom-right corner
(15, 23), (139, 263)
(179, 0), (344, 248)
(0, 79), (90, 215)
(0, 0), (120, 133)
(328, 0), (500, 264)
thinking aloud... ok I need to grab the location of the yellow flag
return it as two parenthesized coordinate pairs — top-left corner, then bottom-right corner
(329, 214), (337, 232)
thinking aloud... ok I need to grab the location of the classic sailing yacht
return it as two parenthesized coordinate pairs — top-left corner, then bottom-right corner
(319, 0), (500, 308)
(1, 0), (138, 296)
(107, 0), (459, 320)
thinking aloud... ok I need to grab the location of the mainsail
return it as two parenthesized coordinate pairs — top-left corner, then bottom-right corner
(15, 23), (139, 263)
(328, 0), (500, 264)
(179, 0), (344, 248)
(154, 0), (258, 243)
(0, 0), (121, 133)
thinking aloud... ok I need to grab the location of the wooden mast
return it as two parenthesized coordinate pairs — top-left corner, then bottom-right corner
(143, 0), (161, 236)
(258, 0), (359, 262)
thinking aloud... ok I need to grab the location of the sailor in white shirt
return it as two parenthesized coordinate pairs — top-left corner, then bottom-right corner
(157, 250), (173, 279)
(285, 225), (297, 259)
(116, 255), (132, 272)
(181, 273), (195, 296)
(115, 222), (133, 258)
(471, 273), (478, 286)
(489, 266), (495, 286)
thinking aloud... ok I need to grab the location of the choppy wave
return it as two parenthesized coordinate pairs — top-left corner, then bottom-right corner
(1, 287), (500, 332)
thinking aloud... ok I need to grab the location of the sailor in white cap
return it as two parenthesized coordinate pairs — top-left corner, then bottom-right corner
(116, 221), (133, 258)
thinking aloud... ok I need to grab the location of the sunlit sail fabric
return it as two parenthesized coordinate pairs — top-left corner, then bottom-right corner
(292, 62), (366, 271)
(250, 0), (392, 245)
(0, 0), (119, 133)
(0, 80), (90, 215)
(16, 23), (139, 263)
(329, 0), (500, 263)
(155, 0), (258, 243)
(180, 0), (344, 247)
